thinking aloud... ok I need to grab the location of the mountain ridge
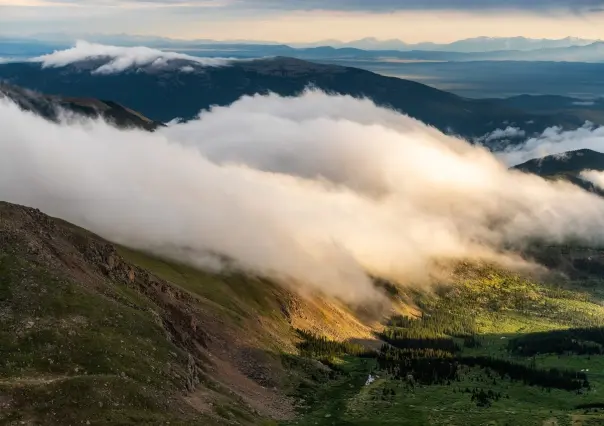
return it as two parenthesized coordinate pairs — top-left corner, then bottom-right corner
(0, 55), (591, 139)
(13, 34), (598, 52)
(297, 35), (599, 52)
(0, 82), (161, 130)
(514, 148), (604, 177)
(513, 148), (604, 194)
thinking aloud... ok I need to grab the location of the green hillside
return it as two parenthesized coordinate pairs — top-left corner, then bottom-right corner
(2, 202), (604, 425)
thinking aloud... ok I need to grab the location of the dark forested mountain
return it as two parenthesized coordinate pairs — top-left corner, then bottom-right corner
(0, 83), (161, 130)
(513, 149), (604, 194)
(514, 149), (604, 177)
(0, 57), (588, 138)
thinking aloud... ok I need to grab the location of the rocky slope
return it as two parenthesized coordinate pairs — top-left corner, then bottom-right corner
(0, 201), (381, 425)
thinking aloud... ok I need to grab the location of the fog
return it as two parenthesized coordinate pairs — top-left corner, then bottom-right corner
(3, 90), (604, 304)
(497, 122), (604, 166)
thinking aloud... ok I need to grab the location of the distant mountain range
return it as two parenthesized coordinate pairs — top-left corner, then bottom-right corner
(252, 43), (604, 63)
(3, 35), (604, 63)
(124, 41), (604, 64)
(0, 83), (160, 130)
(21, 34), (598, 52)
(295, 36), (599, 52)
(0, 55), (594, 139)
(278, 41), (604, 62)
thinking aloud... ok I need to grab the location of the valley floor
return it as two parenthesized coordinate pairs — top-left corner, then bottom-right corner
(281, 268), (604, 426)
(283, 346), (604, 426)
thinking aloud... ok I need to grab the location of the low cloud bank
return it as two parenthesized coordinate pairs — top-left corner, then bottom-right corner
(478, 126), (526, 144)
(3, 91), (604, 304)
(31, 41), (235, 74)
(580, 170), (604, 190)
(496, 122), (604, 166)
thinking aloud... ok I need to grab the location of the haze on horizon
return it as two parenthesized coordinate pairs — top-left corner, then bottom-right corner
(1, 0), (604, 44)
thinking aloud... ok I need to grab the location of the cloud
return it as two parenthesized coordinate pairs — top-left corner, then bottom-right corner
(580, 170), (604, 189)
(30, 40), (235, 74)
(496, 122), (604, 166)
(4, 90), (604, 305)
(478, 126), (526, 144)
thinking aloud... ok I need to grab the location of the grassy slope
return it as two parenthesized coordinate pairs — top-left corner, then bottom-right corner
(0, 203), (288, 425)
(0, 253), (212, 425)
(119, 246), (378, 348)
(117, 247), (380, 412)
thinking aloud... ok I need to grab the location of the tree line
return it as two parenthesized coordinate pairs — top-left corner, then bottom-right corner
(508, 327), (604, 356)
(295, 329), (374, 359)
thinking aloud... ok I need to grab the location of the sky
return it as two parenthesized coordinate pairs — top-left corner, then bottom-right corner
(1, 0), (604, 43)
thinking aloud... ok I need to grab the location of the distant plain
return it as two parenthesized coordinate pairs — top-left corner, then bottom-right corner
(310, 60), (604, 99)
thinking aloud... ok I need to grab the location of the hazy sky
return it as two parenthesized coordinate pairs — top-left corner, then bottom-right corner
(1, 0), (604, 42)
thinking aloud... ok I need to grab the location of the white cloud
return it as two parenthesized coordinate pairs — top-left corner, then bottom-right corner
(478, 126), (526, 144)
(580, 170), (604, 189)
(572, 101), (596, 106)
(30, 41), (235, 74)
(4, 90), (604, 305)
(497, 122), (604, 166)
